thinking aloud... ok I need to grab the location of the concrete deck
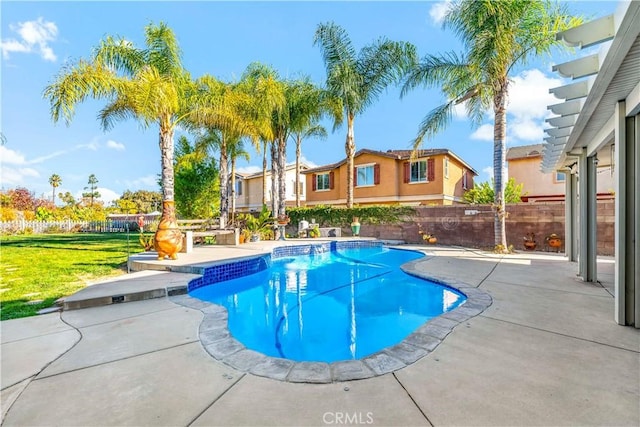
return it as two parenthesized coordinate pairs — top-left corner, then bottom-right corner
(1, 242), (638, 426)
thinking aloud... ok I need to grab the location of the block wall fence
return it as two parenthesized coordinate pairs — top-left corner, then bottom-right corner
(350, 200), (614, 256)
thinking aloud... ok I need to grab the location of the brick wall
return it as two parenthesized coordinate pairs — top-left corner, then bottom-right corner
(351, 200), (615, 256)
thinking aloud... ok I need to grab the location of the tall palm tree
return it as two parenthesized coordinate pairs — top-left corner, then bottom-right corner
(401, 0), (580, 251)
(193, 63), (283, 226)
(48, 174), (62, 204)
(228, 138), (250, 223)
(287, 78), (339, 207)
(43, 22), (195, 242)
(314, 22), (416, 208)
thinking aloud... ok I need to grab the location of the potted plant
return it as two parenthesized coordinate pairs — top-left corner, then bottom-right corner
(238, 206), (273, 242)
(277, 213), (290, 225)
(524, 232), (537, 250)
(546, 233), (562, 252)
(308, 226), (321, 238)
(417, 223), (436, 244)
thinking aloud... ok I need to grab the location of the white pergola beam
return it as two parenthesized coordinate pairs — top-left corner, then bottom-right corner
(556, 15), (615, 48)
(553, 54), (600, 80)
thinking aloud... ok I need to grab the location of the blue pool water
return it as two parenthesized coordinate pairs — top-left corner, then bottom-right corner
(190, 245), (466, 362)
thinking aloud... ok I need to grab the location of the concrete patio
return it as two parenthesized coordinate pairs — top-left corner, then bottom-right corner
(1, 242), (638, 426)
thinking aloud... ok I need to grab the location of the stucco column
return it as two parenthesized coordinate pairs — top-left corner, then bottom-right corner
(614, 100), (639, 327)
(577, 148), (597, 282)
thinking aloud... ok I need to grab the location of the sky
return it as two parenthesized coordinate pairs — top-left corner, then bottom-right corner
(0, 0), (618, 206)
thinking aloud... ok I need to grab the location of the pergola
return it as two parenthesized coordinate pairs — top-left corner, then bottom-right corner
(542, 1), (639, 327)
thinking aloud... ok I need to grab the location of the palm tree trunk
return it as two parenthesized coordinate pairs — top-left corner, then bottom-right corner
(345, 112), (356, 208)
(493, 87), (508, 251)
(270, 139), (278, 213)
(219, 136), (229, 228)
(295, 134), (301, 207)
(262, 140), (268, 207)
(278, 137), (287, 217)
(159, 127), (175, 203)
(52, 187), (56, 205)
(230, 157), (236, 224)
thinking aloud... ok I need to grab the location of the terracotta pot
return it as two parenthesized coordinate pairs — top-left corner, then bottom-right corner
(524, 241), (537, 250)
(547, 238), (562, 248)
(428, 237), (437, 244)
(154, 201), (183, 260)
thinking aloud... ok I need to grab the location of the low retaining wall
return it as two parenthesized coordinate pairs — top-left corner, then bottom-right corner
(349, 201), (614, 256)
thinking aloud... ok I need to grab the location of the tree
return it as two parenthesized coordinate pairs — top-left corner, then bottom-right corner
(463, 178), (525, 204)
(44, 22), (196, 238)
(314, 22), (416, 208)
(48, 174), (62, 205)
(58, 191), (77, 207)
(227, 138), (250, 223)
(174, 135), (219, 219)
(192, 63), (284, 226)
(116, 189), (163, 213)
(287, 78), (339, 207)
(82, 174), (101, 207)
(401, 0), (580, 251)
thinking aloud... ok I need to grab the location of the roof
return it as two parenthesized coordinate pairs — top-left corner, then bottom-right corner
(238, 163), (311, 179)
(302, 147), (478, 175)
(506, 144), (544, 160)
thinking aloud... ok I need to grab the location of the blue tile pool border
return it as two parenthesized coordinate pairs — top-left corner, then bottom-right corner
(170, 240), (493, 383)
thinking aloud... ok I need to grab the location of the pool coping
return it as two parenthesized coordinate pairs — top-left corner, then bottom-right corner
(168, 242), (493, 383)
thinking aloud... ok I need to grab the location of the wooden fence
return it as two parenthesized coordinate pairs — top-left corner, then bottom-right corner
(0, 219), (156, 234)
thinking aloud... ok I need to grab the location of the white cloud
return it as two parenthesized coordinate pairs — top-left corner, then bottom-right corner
(121, 175), (159, 190)
(470, 124), (494, 141)
(468, 68), (563, 144)
(299, 156), (317, 168)
(106, 140), (126, 151)
(0, 145), (27, 165)
(508, 69), (562, 121)
(76, 140), (99, 151)
(1, 17), (58, 62)
(429, 1), (452, 25)
(0, 166), (40, 186)
(482, 166), (494, 181)
(452, 102), (468, 119)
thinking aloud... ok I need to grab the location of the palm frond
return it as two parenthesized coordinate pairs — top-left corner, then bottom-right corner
(144, 21), (184, 78)
(411, 101), (456, 150)
(93, 36), (145, 76)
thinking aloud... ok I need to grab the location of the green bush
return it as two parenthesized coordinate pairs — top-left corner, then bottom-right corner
(286, 205), (415, 227)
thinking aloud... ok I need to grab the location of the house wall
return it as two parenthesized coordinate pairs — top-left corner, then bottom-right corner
(236, 169), (307, 212)
(305, 152), (473, 206)
(508, 156), (615, 199)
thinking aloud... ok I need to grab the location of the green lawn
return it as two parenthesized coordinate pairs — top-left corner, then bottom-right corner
(0, 233), (135, 320)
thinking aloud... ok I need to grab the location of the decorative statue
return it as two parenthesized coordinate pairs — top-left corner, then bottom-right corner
(154, 201), (183, 260)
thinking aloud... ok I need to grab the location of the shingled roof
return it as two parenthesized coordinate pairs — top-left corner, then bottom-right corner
(506, 144), (544, 160)
(302, 147), (478, 175)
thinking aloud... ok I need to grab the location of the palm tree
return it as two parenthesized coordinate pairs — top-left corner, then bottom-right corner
(401, 0), (580, 251)
(48, 174), (62, 204)
(314, 22), (416, 208)
(228, 138), (250, 223)
(287, 78), (339, 207)
(43, 22), (195, 246)
(193, 64), (283, 227)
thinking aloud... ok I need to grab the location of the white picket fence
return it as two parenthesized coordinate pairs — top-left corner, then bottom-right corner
(0, 219), (153, 234)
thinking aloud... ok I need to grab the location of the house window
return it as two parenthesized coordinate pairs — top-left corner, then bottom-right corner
(555, 172), (566, 183)
(316, 173), (331, 190)
(298, 181), (304, 197)
(444, 157), (449, 179)
(357, 165), (375, 186)
(462, 170), (468, 190)
(410, 161), (427, 183)
(236, 180), (242, 196)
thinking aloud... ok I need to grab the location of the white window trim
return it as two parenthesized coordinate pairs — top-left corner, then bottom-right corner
(444, 157), (449, 179)
(409, 160), (428, 184)
(316, 172), (331, 191)
(355, 164), (376, 187)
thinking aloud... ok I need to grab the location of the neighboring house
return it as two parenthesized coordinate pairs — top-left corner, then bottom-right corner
(507, 144), (614, 202)
(302, 148), (477, 206)
(235, 164), (309, 212)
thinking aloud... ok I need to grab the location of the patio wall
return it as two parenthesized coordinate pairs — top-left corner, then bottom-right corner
(354, 200), (615, 256)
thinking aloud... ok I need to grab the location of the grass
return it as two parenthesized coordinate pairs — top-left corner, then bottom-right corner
(0, 233), (135, 321)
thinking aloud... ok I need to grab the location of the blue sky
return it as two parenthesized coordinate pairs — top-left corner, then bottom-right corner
(1, 1), (617, 205)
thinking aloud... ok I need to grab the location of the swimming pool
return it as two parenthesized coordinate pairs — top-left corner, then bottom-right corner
(189, 243), (466, 363)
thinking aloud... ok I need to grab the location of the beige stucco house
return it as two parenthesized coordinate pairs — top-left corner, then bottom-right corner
(302, 148), (477, 207)
(234, 164), (309, 212)
(507, 144), (614, 202)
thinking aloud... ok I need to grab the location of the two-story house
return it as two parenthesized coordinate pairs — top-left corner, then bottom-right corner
(507, 144), (614, 202)
(302, 149), (477, 206)
(234, 164), (309, 212)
